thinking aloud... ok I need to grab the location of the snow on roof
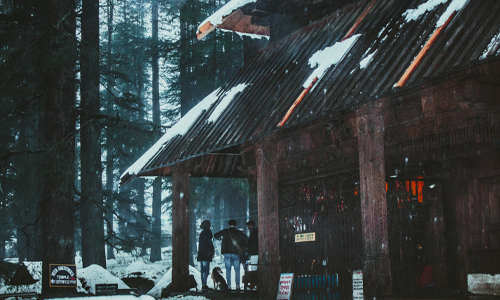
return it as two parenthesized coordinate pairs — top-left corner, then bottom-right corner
(208, 83), (248, 122)
(198, 0), (257, 31)
(480, 30), (500, 59)
(121, 88), (221, 177)
(403, 0), (448, 22)
(220, 28), (270, 39)
(403, 0), (468, 26)
(436, 0), (468, 27)
(360, 50), (377, 69)
(303, 34), (361, 89)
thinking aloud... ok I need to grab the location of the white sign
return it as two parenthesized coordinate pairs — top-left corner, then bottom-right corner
(276, 273), (294, 300)
(295, 232), (316, 243)
(353, 270), (363, 300)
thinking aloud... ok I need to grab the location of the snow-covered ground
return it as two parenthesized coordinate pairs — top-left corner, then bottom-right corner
(0, 248), (247, 300)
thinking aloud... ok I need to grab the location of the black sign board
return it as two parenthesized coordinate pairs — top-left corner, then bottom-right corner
(49, 264), (77, 288)
(95, 283), (118, 295)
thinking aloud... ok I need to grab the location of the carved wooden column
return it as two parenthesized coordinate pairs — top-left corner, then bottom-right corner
(356, 101), (392, 297)
(255, 140), (280, 298)
(171, 163), (190, 292)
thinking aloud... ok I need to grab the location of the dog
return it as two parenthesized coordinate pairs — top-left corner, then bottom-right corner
(211, 267), (228, 290)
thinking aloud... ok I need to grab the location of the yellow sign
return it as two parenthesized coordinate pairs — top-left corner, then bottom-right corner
(294, 232), (316, 243)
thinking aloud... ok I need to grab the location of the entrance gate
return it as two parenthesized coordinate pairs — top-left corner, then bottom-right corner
(387, 178), (448, 296)
(279, 175), (362, 299)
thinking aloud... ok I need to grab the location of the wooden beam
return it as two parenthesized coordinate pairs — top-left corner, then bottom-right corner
(171, 163), (190, 292)
(278, 77), (318, 127)
(395, 13), (455, 87)
(356, 100), (392, 297)
(255, 140), (280, 298)
(342, 0), (377, 41)
(196, 21), (216, 40)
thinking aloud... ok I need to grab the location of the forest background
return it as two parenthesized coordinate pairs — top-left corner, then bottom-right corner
(0, 0), (267, 296)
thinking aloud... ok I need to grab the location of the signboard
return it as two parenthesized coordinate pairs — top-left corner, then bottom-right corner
(96, 283), (118, 295)
(277, 273), (294, 300)
(49, 264), (77, 288)
(294, 232), (316, 243)
(353, 269), (363, 300)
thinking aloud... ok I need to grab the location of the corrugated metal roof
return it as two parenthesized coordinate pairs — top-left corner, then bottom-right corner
(120, 0), (500, 185)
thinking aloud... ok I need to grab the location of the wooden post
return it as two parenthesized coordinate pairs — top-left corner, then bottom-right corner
(443, 160), (470, 292)
(171, 163), (190, 292)
(255, 140), (280, 298)
(356, 101), (392, 297)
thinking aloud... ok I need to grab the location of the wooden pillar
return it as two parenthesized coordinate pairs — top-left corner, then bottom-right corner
(443, 160), (470, 292)
(356, 101), (392, 297)
(255, 140), (280, 298)
(171, 163), (190, 292)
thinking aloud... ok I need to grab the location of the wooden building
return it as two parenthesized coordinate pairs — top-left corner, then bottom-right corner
(121, 0), (500, 298)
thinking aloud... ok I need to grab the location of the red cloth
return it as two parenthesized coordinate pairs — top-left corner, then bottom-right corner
(419, 266), (433, 288)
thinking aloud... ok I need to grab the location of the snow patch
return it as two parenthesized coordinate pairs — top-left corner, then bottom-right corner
(198, 0), (257, 30)
(77, 264), (129, 295)
(147, 265), (201, 298)
(378, 25), (387, 38)
(436, 0), (468, 27)
(220, 28), (269, 39)
(208, 83), (248, 122)
(121, 88), (221, 177)
(480, 30), (500, 59)
(122, 261), (167, 283)
(303, 34), (361, 89)
(0, 261), (41, 295)
(360, 50), (377, 69)
(468, 274), (500, 296)
(403, 0), (448, 22)
(49, 296), (155, 300)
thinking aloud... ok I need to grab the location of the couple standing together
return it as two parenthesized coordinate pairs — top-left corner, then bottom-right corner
(197, 219), (258, 291)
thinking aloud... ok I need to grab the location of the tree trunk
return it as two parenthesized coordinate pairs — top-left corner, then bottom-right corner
(149, 0), (162, 263)
(41, 0), (77, 297)
(105, 0), (115, 261)
(81, 0), (106, 268)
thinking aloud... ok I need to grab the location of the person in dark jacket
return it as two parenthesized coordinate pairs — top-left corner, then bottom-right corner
(245, 220), (259, 290)
(197, 220), (214, 290)
(246, 220), (258, 256)
(214, 219), (248, 290)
